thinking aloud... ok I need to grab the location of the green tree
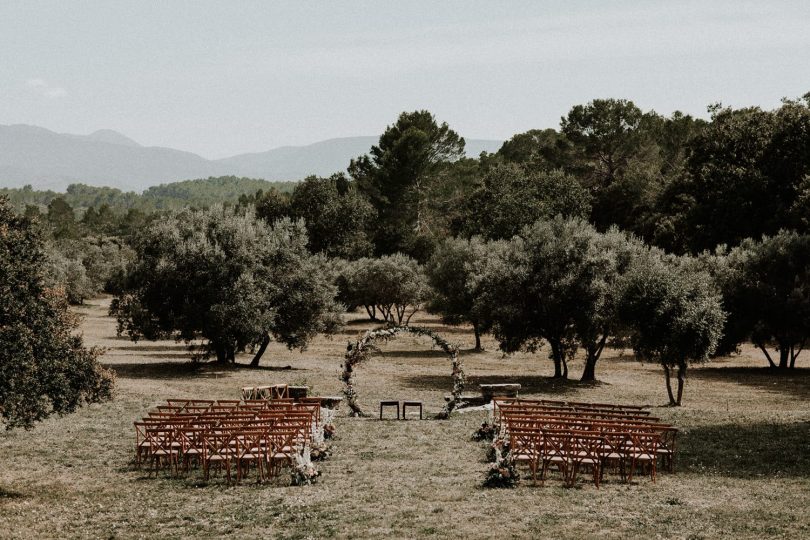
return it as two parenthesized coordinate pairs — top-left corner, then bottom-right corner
(474, 217), (613, 378)
(573, 228), (644, 381)
(349, 110), (465, 256)
(288, 174), (376, 259)
(338, 254), (430, 324)
(673, 98), (810, 252)
(254, 188), (291, 224)
(561, 99), (654, 230)
(715, 231), (810, 369)
(561, 98), (645, 189)
(460, 164), (591, 240)
(47, 197), (78, 239)
(425, 236), (491, 350)
(617, 252), (725, 405)
(497, 128), (578, 172)
(111, 206), (341, 366)
(0, 196), (114, 429)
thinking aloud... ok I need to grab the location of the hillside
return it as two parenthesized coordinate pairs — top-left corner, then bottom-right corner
(0, 124), (502, 191)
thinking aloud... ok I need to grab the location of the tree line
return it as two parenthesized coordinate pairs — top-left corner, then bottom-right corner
(4, 93), (810, 427)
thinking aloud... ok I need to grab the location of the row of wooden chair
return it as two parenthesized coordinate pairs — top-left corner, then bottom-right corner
(134, 399), (320, 483)
(508, 427), (660, 487)
(493, 399), (677, 488)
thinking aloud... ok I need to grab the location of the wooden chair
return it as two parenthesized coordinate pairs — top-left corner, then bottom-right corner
(215, 400), (241, 408)
(145, 428), (179, 476)
(540, 430), (571, 485)
(202, 431), (234, 483)
(509, 427), (543, 485)
(627, 432), (659, 483)
(236, 428), (268, 483)
(267, 427), (299, 478)
(567, 431), (605, 488)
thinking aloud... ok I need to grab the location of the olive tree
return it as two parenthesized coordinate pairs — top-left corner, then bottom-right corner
(111, 205), (341, 366)
(572, 228), (644, 381)
(617, 252), (725, 405)
(425, 236), (491, 350)
(338, 254), (430, 324)
(474, 217), (614, 379)
(0, 196), (114, 429)
(715, 231), (810, 369)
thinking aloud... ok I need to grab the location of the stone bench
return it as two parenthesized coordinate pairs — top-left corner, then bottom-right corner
(479, 383), (521, 401)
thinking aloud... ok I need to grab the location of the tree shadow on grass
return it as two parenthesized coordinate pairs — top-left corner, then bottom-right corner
(689, 366), (810, 401)
(0, 487), (26, 499)
(105, 361), (221, 379)
(401, 373), (592, 396)
(115, 344), (192, 352)
(372, 349), (452, 359)
(679, 421), (810, 478)
(141, 352), (198, 359)
(106, 361), (300, 379)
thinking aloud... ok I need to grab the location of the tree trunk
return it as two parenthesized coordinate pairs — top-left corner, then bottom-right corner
(365, 305), (377, 321)
(580, 334), (607, 382)
(473, 324), (482, 352)
(249, 333), (271, 368)
(550, 340), (564, 379)
(404, 306), (418, 325)
(214, 342), (228, 363)
(581, 355), (597, 382)
(779, 343), (789, 369)
(756, 341), (778, 369)
(561, 355), (568, 379)
(790, 342), (803, 369)
(676, 362), (686, 406)
(227, 346), (235, 363)
(663, 364), (676, 406)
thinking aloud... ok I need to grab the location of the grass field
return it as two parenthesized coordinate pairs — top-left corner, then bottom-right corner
(1, 297), (809, 539)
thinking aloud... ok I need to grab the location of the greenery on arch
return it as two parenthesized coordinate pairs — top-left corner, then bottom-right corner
(341, 325), (464, 419)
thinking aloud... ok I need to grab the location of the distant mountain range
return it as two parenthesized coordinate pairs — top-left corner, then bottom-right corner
(0, 124), (502, 192)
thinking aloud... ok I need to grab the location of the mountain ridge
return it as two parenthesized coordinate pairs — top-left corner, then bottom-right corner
(0, 124), (502, 191)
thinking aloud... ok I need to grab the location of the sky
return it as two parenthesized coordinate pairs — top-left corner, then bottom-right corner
(1, 1), (809, 159)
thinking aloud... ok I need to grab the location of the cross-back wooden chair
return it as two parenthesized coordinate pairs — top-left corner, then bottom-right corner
(509, 427), (543, 485)
(626, 431), (659, 483)
(202, 431), (234, 483)
(567, 431), (605, 488)
(145, 427), (179, 476)
(235, 427), (268, 483)
(539, 430), (571, 485)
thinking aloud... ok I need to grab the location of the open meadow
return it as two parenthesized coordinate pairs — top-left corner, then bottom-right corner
(1, 297), (809, 540)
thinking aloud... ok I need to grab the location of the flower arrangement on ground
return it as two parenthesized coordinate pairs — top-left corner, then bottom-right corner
(483, 438), (520, 488)
(291, 444), (321, 486)
(309, 442), (332, 462)
(472, 421), (498, 442)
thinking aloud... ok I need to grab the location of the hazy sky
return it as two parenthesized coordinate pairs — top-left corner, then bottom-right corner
(1, 1), (809, 158)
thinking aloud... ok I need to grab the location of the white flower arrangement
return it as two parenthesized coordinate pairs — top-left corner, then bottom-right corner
(341, 325), (465, 418)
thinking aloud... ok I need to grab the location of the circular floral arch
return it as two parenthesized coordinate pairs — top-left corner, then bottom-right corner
(341, 325), (465, 419)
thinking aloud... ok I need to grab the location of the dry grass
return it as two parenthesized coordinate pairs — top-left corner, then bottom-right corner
(1, 298), (809, 539)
